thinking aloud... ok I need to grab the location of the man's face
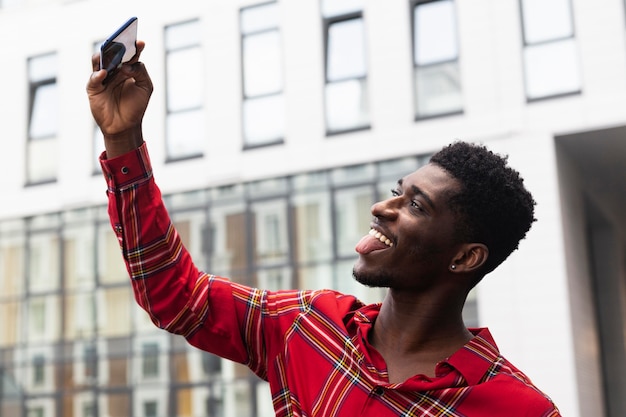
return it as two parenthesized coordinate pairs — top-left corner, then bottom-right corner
(352, 163), (463, 291)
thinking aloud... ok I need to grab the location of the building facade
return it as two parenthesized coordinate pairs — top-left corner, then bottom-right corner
(0, 0), (625, 416)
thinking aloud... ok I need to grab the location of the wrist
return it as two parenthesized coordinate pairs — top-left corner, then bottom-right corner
(103, 126), (144, 159)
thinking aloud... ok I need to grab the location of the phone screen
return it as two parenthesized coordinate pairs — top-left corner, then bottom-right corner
(100, 17), (138, 82)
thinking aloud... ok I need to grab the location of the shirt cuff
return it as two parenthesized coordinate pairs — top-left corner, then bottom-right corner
(99, 142), (153, 190)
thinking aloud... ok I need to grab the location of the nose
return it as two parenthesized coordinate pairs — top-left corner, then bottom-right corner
(371, 196), (400, 219)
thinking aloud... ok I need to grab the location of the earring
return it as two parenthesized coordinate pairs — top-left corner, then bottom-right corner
(450, 265), (456, 270)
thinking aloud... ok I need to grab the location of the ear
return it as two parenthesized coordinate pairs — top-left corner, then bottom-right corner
(449, 243), (489, 273)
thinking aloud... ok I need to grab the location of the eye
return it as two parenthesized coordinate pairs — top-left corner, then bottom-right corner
(411, 200), (424, 211)
(390, 188), (401, 197)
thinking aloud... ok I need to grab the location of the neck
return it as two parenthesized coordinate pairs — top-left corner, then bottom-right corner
(370, 289), (473, 381)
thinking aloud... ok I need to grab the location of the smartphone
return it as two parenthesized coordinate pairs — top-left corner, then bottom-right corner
(100, 17), (138, 82)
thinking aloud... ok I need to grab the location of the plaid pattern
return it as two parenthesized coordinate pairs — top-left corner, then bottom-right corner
(101, 144), (561, 417)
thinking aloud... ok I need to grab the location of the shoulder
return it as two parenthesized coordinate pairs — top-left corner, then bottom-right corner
(479, 356), (560, 415)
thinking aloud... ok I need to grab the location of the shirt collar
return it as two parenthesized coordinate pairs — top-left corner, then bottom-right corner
(446, 328), (501, 385)
(354, 305), (501, 386)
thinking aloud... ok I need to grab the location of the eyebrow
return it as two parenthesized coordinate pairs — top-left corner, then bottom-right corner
(397, 179), (436, 210)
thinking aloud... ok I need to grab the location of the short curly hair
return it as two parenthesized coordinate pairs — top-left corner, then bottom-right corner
(430, 141), (536, 276)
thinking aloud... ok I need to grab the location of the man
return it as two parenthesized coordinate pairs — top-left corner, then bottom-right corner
(87, 42), (561, 416)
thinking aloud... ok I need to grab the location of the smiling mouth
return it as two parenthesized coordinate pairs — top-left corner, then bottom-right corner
(368, 229), (393, 247)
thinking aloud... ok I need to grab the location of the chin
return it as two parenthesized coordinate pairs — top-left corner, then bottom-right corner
(352, 267), (391, 288)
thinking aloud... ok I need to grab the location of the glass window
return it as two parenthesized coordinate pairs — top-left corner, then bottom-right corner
(292, 192), (333, 264)
(520, 0), (580, 100)
(412, 0), (462, 118)
(241, 2), (285, 147)
(523, 37), (580, 99)
(32, 355), (45, 386)
(105, 338), (131, 387)
(83, 344), (98, 381)
(27, 407), (44, 417)
(327, 19), (366, 81)
(143, 401), (158, 417)
(172, 210), (209, 272)
(252, 200), (289, 266)
(100, 392), (131, 417)
(333, 186), (373, 258)
(27, 296), (60, 342)
(28, 233), (61, 292)
(82, 402), (96, 417)
(65, 291), (97, 339)
(243, 31), (282, 96)
(142, 343), (159, 378)
(0, 235), (25, 299)
(64, 223), (96, 290)
(324, 13), (370, 133)
(99, 287), (132, 336)
(243, 95), (285, 147)
(97, 225), (128, 284)
(27, 53), (58, 184)
(165, 20), (205, 160)
(208, 202), (249, 282)
(0, 301), (19, 346)
(521, 0), (573, 42)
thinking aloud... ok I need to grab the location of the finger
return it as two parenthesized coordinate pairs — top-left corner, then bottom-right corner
(91, 52), (101, 72)
(121, 62), (154, 93)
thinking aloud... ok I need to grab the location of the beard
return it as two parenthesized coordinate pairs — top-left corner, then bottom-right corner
(352, 267), (392, 288)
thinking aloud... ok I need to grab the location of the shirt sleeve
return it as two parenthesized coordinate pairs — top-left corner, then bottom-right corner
(99, 143), (316, 379)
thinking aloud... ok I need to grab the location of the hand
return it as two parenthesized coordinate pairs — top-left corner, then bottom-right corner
(86, 40), (153, 158)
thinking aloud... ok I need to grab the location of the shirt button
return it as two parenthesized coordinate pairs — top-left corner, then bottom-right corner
(373, 387), (384, 396)
(121, 166), (129, 174)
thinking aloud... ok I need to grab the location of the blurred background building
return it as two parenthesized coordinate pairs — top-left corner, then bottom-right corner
(0, 0), (624, 416)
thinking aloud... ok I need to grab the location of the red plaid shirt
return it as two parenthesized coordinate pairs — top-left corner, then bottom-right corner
(101, 143), (561, 417)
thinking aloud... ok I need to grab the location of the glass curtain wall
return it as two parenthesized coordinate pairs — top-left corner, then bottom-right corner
(0, 152), (480, 416)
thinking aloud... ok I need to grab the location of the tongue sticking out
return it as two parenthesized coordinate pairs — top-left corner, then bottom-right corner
(355, 233), (391, 255)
